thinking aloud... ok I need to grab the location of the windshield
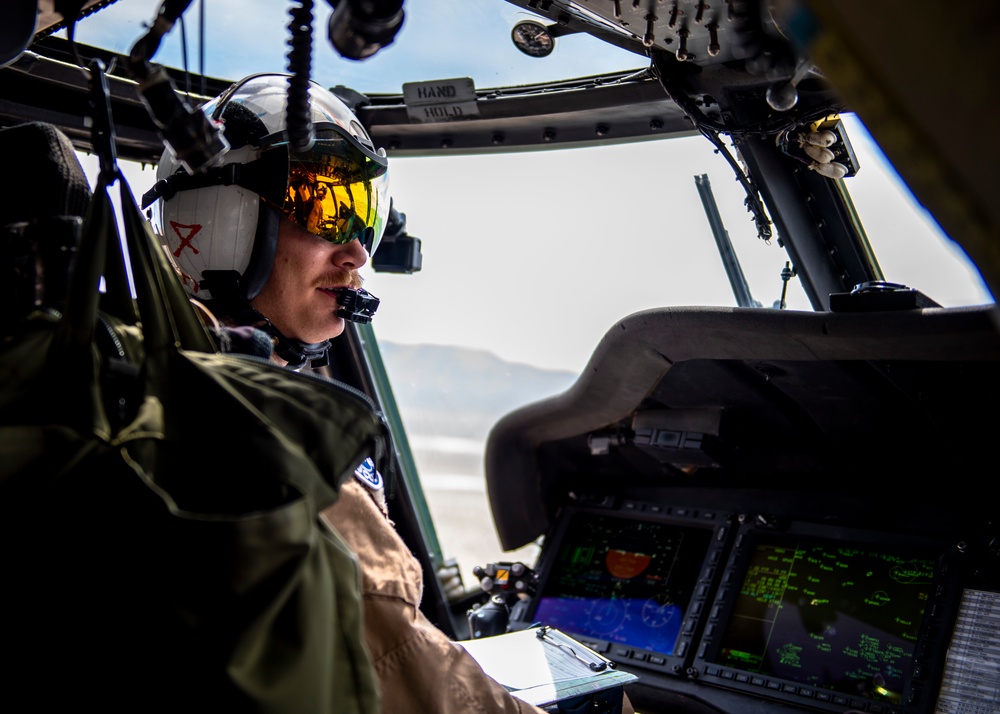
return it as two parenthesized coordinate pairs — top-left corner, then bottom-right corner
(354, 115), (992, 575)
(73, 0), (646, 92)
(72, 0), (992, 587)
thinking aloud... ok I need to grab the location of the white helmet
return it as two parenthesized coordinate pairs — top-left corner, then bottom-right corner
(145, 72), (390, 301)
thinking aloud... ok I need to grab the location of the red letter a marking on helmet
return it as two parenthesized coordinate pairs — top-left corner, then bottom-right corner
(170, 221), (203, 257)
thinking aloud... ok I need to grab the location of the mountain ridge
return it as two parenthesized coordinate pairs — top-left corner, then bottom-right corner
(377, 340), (579, 441)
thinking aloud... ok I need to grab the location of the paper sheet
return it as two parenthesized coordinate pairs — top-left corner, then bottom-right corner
(459, 627), (597, 689)
(457, 626), (637, 707)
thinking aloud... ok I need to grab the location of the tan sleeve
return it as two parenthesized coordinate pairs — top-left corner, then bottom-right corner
(623, 692), (636, 714)
(322, 480), (548, 714)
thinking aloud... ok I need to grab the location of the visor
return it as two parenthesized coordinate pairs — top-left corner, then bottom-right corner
(261, 124), (390, 256)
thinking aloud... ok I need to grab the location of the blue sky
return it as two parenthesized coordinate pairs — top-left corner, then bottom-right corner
(74, 0), (993, 373)
(73, 0), (648, 92)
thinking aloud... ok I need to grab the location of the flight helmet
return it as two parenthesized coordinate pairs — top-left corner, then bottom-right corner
(146, 72), (390, 302)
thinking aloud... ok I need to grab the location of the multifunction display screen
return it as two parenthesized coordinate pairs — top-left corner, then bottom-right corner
(532, 513), (712, 656)
(710, 535), (938, 702)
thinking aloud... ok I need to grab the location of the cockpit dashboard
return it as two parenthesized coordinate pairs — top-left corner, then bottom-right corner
(488, 303), (1000, 714)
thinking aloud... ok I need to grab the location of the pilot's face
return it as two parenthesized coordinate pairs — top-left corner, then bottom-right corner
(250, 216), (366, 346)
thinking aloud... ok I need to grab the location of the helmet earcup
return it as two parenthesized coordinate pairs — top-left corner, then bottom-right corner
(156, 150), (261, 298)
(242, 203), (281, 301)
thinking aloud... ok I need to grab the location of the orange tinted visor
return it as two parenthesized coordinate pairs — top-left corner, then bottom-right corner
(265, 127), (389, 255)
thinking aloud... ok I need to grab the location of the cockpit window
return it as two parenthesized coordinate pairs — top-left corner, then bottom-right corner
(72, 0), (644, 94)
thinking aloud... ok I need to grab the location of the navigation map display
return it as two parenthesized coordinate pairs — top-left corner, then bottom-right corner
(706, 533), (940, 704)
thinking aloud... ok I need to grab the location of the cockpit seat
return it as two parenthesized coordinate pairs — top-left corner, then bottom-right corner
(1, 121), (92, 330)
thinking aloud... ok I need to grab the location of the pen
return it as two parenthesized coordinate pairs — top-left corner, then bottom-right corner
(535, 626), (613, 672)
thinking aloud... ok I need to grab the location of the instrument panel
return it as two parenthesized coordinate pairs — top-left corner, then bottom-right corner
(511, 498), (996, 714)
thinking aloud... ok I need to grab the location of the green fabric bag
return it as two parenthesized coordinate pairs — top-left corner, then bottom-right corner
(0, 106), (385, 710)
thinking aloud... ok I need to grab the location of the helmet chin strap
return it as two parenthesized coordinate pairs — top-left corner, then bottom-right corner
(233, 303), (333, 371)
(200, 269), (332, 370)
(267, 323), (332, 370)
(231, 302), (332, 371)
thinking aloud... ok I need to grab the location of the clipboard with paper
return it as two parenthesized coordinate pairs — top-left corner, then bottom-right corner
(457, 626), (638, 709)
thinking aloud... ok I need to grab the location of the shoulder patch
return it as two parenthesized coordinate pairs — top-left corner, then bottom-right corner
(353, 457), (384, 491)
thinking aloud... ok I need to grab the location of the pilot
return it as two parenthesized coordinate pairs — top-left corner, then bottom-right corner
(144, 73), (609, 714)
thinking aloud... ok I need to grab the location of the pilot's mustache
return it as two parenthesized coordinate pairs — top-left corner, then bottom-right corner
(314, 269), (363, 290)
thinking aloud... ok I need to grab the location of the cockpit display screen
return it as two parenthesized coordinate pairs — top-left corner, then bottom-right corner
(531, 512), (712, 656)
(708, 534), (938, 702)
